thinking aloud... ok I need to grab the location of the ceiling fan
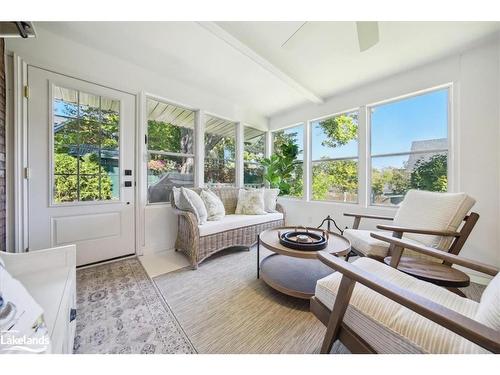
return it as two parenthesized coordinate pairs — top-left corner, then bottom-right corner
(281, 21), (380, 52)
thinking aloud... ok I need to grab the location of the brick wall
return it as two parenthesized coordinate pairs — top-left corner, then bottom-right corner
(0, 38), (5, 252)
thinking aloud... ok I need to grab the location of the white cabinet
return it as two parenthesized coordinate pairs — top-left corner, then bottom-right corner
(0, 245), (77, 354)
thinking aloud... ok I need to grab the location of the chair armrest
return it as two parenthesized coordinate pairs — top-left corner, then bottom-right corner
(172, 208), (199, 235)
(376, 224), (460, 237)
(317, 252), (500, 353)
(344, 212), (393, 229)
(370, 233), (499, 277)
(344, 213), (394, 221)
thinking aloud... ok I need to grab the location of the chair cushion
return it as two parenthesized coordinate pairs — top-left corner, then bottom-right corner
(198, 212), (283, 237)
(343, 229), (390, 258)
(475, 273), (500, 330)
(315, 257), (487, 353)
(393, 190), (475, 250)
(200, 189), (225, 221)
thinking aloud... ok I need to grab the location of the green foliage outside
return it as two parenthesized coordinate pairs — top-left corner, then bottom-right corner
(54, 153), (112, 202)
(244, 132), (266, 186)
(410, 154), (447, 192)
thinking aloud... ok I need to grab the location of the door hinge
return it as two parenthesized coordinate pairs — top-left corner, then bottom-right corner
(24, 167), (30, 179)
(23, 85), (30, 99)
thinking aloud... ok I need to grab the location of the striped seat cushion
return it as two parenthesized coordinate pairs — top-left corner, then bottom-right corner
(315, 258), (489, 353)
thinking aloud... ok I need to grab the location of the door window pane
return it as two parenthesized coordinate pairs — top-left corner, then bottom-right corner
(52, 85), (120, 203)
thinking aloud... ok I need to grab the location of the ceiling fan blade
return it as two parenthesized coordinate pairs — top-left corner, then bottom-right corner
(356, 21), (379, 52)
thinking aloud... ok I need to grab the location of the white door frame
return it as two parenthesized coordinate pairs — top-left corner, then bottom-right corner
(12, 55), (142, 256)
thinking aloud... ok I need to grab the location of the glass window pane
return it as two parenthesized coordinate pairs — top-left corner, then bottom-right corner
(371, 89), (448, 155)
(204, 115), (236, 185)
(79, 174), (104, 201)
(271, 124), (304, 198)
(311, 111), (358, 160)
(244, 127), (265, 163)
(54, 175), (78, 203)
(147, 98), (195, 154)
(244, 162), (264, 188)
(79, 92), (100, 122)
(101, 98), (120, 124)
(148, 154), (194, 203)
(204, 159), (235, 186)
(371, 152), (447, 206)
(312, 159), (358, 203)
(53, 86), (78, 119)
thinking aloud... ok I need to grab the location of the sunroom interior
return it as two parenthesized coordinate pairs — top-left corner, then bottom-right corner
(0, 21), (499, 355)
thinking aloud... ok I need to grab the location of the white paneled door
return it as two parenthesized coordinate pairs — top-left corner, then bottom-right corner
(27, 66), (136, 266)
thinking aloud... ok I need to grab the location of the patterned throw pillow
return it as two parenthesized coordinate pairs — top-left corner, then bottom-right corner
(235, 189), (267, 215)
(200, 190), (225, 221)
(178, 187), (208, 225)
(263, 188), (280, 213)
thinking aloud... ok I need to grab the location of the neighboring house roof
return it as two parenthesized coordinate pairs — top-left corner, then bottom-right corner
(406, 138), (447, 171)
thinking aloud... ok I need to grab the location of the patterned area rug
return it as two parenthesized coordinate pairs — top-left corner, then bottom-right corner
(73, 258), (196, 354)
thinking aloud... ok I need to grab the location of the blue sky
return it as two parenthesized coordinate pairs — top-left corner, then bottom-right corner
(310, 88), (448, 165)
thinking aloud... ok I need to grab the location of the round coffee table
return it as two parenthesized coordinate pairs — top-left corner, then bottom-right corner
(257, 226), (351, 299)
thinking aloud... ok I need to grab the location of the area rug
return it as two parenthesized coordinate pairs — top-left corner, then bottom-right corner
(153, 247), (348, 354)
(74, 257), (196, 354)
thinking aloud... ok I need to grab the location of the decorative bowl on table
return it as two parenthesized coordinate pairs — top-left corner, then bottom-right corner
(278, 227), (329, 251)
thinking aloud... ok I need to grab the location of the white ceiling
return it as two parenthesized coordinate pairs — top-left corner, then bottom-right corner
(39, 21), (500, 118)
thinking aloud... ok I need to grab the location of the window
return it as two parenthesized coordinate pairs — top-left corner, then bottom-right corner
(52, 85), (120, 203)
(311, 111), (359, 203)
(146, 98), (195, 203)
(243, 126), (266, 188)
(272, 124), (304, 198)
(370, 88), (449, 206)
(204, 115), (236, 186)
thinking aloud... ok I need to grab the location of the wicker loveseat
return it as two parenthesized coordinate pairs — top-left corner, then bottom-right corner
(171, 187), (285, 269)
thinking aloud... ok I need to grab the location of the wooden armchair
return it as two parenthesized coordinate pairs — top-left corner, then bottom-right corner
(343, 190), (479, 290)
(311, 237), (500, 354)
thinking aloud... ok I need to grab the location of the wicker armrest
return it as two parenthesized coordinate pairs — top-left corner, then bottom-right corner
(318, 251), (500, 353)
(172, 208), (199, 236)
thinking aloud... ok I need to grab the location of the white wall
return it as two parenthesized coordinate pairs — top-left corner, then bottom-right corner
(271, 37), (500, 282)
(4, 26), (268, 256)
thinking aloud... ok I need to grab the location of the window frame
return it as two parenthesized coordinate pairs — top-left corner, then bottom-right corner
(367, 85), (451, 207)
(49, 82), (123, 207)
(203, 113), (238, 187)
(271, 122), (306, 200)
(309, 108), (361, 204)
(145, 96), (196, 205)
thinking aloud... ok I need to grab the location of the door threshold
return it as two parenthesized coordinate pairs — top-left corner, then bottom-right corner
(77, 253), (136, 269)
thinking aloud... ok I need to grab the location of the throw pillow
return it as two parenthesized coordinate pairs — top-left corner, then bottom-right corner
(235, 189), (267, 215)
(172, 187), (181, 207)
(178, 187), (208, 225)
(200, 189), (225, 221)
(263, 188), (280, 213)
